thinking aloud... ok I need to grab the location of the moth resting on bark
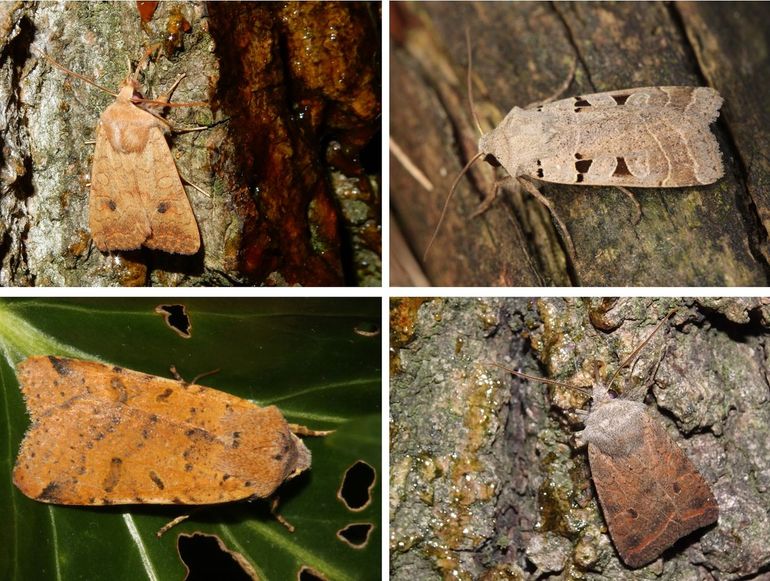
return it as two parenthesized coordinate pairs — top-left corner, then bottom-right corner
(426, 85), (724, 261)
(482, 86), (723, 188)
(89, 73), (201, 255)
(497, 312), (719, 569)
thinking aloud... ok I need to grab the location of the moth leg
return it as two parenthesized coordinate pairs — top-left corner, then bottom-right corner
(155, 74), (186, 105)
(616, 186), (643, 225)
(156, 514), (191, 538)
(288, 423), (334, 437)
(168, 365), (220, 385)
(517, 176), (578, 266)
(469, 175), (517, 219)
(270, 497), (295, 533)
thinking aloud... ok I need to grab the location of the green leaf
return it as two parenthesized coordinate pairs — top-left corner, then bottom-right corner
(0, 298), (381, 581)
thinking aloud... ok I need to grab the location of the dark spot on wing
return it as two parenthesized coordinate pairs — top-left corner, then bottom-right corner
(613, 156), (632, 177)
(37, 481), (62, 502)
(575, 159), (593, 174)
(612, 94), (630, 105)
(149, 471), (165, 490)
(103, 457), (123, 493)
(157, 202), (168, 213)
(185, 427), (215, 442)
(48, 356), (71, 376)
(107, 200), (117, 211)
(110, 377), (128, 403)
(156, 388), (173, 402)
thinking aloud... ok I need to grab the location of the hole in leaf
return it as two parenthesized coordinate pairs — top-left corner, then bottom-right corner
(337, 522), (373, 548)
(155, 304), (192, 338)
(298, 566), (328, 581)
(353, 321), (380, 337)
(338, 460), (376, 511)
(178, 533), (255, 581)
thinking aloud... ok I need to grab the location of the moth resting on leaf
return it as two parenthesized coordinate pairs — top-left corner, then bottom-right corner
(12, 356), (311, 506)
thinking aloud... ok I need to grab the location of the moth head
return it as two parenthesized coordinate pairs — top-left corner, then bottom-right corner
(286, 434), (312, 480)
(117, 77), (143, 103)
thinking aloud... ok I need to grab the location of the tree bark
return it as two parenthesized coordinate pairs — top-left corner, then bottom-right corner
(390, 297), (770, 578)
(391, 2), (770, 286)
(0, 1), (380, 286)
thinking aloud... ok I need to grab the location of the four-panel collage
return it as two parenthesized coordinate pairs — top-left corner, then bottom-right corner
(1, 1), (770, 580)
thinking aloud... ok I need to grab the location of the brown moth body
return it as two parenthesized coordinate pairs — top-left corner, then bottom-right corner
(89, 78), (200, 254)
(577, 381), (719, 568)
(480, 86), (724, 188)
(13, 356), (310, 505)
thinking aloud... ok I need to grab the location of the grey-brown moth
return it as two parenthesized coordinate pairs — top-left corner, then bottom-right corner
(426, 86), (724, 260)
(482, 86), (723, 188)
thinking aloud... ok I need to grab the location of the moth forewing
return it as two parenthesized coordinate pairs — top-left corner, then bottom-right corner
(480, 86), (724, 189)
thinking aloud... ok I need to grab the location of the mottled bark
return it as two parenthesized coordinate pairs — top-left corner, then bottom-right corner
(390, 2), (770, 287)
(390, 298), (770, 579)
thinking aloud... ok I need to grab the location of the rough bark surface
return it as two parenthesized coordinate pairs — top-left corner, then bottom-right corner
(390, 2), (770, 287)
(390, 297), (770, 579)
(0, 1), (380, 286)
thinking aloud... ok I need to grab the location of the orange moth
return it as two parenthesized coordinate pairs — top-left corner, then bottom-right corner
(43, 51), (202, 255)
(13, 356), (310, 505)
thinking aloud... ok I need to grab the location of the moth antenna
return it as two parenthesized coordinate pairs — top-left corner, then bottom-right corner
(133, 98), (209, 108)
(423, 29), (484, 262)
(465, 27), (483, 137)
(423, 151), (484, 261)
(487, 362), (592, 396)
(606, 310), (674, 391)
(34, 50), (117, 97)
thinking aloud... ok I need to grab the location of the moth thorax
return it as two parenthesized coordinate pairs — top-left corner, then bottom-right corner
(583, 399), (647, 456)
(478, 107), (548, 176)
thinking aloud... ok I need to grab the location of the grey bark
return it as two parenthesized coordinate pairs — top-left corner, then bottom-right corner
(390, 298), (770, 579)
(1, 1), (224, 286)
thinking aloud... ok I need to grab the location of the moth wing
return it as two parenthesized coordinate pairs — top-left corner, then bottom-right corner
(13, 397), (296, 505)
(588, 413), (718, 568)
(141, 128), (200, 255)
(542, 86), (722, 119)
(89, 122), (152, 251)
(536, 87), (723, 187)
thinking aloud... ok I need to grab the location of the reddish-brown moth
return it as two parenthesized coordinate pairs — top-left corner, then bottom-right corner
(498, 312), (719, 568)
(43, 51), (202, 255)
(13, 356), (310, 505)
